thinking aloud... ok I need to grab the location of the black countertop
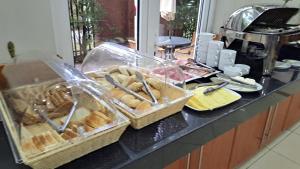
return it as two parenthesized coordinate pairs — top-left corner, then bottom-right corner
(1, 69), (300, 169)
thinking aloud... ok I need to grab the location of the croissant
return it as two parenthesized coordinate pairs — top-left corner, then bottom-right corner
(137, 91), (151, 101)
(118, 67), (130, 76)
(120, 94), (141, 108)
(110, 88), (126, 99)
(136, 101), (152, 111)
(121, 75), (136, 87)
(146, 78), (163, 90)
(128, 82), (143, 92)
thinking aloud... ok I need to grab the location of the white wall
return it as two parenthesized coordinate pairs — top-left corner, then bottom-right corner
(210, 0), (300, 33)
(0, 0), (73, 65)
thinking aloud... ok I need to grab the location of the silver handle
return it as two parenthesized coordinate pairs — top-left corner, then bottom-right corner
(203, 82), (229, 95)
(142, 81), (158, 104)
(135, 72), (158, 104)
(105, 75), (154, 105)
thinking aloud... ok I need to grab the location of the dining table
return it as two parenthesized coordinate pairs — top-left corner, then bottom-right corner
(156, 36), (192, 60)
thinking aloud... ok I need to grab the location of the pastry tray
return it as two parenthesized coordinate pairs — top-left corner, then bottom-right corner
(86, 66), (193, 129)
(0, 81), (130, 169)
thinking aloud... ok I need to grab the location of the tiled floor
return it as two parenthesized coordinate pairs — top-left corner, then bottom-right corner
(238, 121), (300, 169)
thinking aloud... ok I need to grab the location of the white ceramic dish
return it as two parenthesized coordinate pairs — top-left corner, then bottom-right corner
(223, 66), (243, 77)
(282, 59), (300, 68)
(225, 82), (263, 92)
(235, 64), (250, 75)
(210, 77), (263, 92)
(275, 61), (291, 70)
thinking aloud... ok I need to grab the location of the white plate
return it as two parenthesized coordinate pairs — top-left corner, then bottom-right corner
(185, 88), (241, 111)
(282, 59), (300, 68)
(210, 77), (263, 92)
(225, 82), (263, 92)
(275, 61), (291, 70)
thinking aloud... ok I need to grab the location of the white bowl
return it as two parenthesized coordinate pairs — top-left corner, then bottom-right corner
(223, 66), (243, 77)
(234, 64), (250, 75)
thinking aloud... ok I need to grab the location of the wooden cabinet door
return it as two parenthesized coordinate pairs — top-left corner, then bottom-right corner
(268, 97), (292, 142)
(164, 155), (189, 169)
(188, 147), (202, 169)
(229, 110), (269, 169)
(199, 129), (236, 169)
(283, 93), (300, 130)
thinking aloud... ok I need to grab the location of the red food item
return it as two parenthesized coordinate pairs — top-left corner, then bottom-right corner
(153, 67), (192, 81)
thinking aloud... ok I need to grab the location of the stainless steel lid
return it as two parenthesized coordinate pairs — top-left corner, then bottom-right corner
(223, 5), (299, 32)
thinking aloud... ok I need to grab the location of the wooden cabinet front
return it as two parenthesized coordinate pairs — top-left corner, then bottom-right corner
(283, 93), (300, 130)
(267, 97), (292, 143)
(164, 155), (189, 169)
(164, 94), (298, 169)
(188, 147), (202, 169)
(199, 129), (235, 169)
(229, 110), (269, 168)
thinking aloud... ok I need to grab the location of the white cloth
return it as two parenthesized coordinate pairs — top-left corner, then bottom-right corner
(160, 0), (176, 21)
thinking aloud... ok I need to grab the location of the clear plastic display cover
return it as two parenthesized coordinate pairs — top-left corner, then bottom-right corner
(0, 59), (128, 163)
(81, 43), (191, 117)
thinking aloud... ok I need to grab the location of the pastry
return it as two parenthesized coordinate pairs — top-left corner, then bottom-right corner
(152, 89), (161, 100)
(110, 88), (126, 99)
(47, 94), (60, 107)
(84, 124), (94, 132)
(46, 99), (56, 111)
(146, 78), (163, 90)
(88, 72), (105, 79)
(107, 66), (120, 74)
(43, 132), (57, 145)
(92, 111), (112, 123)
(128, 82), (143, 92)
(22, 107), (42, 125)
(64, 128), (78, 139)
(118, 67), (130, 76)
(61, 133), (72, 140)
(70, 124), (79, 132)
(120, 94), (141, 108)
(120, 94), (135, 102)
(136, 101), (152, 111)
(127, 68), (136, 76)
(85, 114), (106, 128)
(121, 75), (136, 87)
(49, 101), (73, 119)
(116, 74), (128, 83)
(137, 92), (152, 101)
(21, 140), (40, 156)
(32, 136), (44, 151)
(142, 87), (161, 100)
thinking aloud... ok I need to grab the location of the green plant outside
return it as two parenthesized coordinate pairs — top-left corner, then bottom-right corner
(170, 0), (199, 39)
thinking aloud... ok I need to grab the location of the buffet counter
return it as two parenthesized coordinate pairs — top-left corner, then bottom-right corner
(1, 68), (300, 169)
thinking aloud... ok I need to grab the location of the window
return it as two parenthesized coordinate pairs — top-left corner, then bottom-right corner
(155, 0), (201, 59)
(68, 0), (139, 63)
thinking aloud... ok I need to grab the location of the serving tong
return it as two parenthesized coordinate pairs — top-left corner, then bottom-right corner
(187, 81), (225, 90)
(216, 73), (258, 89)
(105, 75), (155, 105)
(32, 85), (79, 133)
(203, 82), (229, 95)
(135, 72), (158, 104)
(187, 58), (216, 73)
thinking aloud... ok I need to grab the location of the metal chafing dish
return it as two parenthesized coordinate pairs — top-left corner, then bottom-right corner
(220, 5), (300, 75)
